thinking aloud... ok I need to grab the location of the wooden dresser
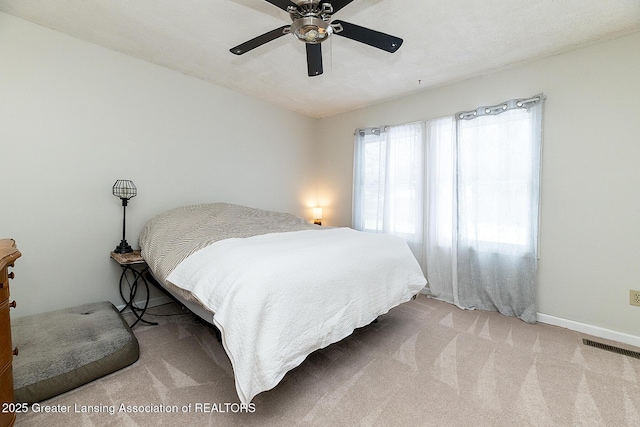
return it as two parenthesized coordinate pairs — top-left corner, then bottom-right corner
(0, 239), (20, 427)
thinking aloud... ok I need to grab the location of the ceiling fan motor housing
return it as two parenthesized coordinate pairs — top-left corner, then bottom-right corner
(289, 16), (332, 43)
(287, 0), (337, 43)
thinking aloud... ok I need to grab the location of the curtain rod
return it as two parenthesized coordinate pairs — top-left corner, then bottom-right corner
(355, 126), (389, 136)
(458, 94), (544, 120)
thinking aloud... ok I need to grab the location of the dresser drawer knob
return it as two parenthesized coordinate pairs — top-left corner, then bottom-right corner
(9, 301), (16, 309)
(8, 272), (14, 280)
(13, 347), (18, 356)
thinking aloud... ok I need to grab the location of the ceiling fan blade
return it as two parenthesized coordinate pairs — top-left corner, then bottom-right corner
(320, 0), (354, 13)
(264, 0), (299, 12)
(332, 20), (403, 53)
(306, 43), (323, 77)
(230, 25), (290, 55)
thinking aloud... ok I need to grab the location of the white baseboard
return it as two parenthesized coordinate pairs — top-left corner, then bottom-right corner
(537, 312), (640, 348)
(115, 295), (172, 313)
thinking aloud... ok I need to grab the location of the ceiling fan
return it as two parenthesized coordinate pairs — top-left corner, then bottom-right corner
(229, 0), (403, 77)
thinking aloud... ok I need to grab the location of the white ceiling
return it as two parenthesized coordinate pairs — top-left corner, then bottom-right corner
(1, 0), (639, 118)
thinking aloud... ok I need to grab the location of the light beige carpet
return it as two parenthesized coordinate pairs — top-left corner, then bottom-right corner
(15, 295), (640, 426)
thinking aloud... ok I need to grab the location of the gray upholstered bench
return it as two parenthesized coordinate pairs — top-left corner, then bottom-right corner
(11, 301), (139, 403)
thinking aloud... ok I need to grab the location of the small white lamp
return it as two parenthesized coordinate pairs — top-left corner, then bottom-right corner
(313, 207), (323, 226)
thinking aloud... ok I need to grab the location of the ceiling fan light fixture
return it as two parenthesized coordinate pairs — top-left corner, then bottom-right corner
(290, 16), (332, 43)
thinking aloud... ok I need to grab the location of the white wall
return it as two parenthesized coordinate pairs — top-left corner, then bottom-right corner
(0, 13), (319, 317)
(316, 33), (640, 341)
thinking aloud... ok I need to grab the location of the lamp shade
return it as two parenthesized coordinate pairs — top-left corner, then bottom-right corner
(313, 207), (323, 220)
(113, 180), (137, 199)
(113, 179), (136, 254)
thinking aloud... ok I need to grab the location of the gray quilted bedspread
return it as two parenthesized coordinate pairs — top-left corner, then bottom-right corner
(138, 202), (319, 300)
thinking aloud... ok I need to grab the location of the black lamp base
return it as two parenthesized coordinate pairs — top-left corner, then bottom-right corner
(114, 240), (133, 254)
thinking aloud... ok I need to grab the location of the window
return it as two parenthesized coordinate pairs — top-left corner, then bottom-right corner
(352, 122), (424, 249)
(456, 103), (542, 252)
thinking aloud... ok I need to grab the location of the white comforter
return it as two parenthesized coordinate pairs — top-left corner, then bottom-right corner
(166, 227), (426, 403)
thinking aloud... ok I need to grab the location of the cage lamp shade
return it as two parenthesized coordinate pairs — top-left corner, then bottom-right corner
(113, 180), (137, 200)
(113, 179), (136, 254)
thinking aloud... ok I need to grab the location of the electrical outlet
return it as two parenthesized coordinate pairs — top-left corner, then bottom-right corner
(630, 290), (640, 307)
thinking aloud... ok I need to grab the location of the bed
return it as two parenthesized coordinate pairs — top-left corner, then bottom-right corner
(138, 202), (426, 404)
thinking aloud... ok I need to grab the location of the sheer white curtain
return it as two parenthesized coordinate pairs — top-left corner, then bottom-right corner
(423, 116), (458, 304)
(353, 96), (543, 322)
(425, 96), (544, 323)
(352, 122), (424, 257)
